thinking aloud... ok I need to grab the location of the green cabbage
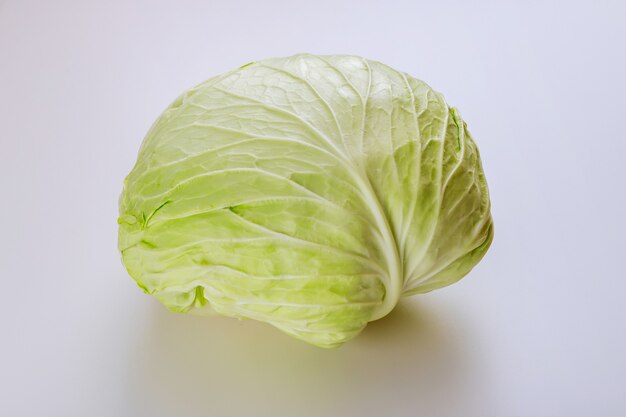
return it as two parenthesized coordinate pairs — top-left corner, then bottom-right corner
(118, 54), (493, 348)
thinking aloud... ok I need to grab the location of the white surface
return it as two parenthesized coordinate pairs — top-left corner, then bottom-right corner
(1, 1), (625, 416)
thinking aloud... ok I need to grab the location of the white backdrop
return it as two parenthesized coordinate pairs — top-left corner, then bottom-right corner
(1, 1), (625, 416)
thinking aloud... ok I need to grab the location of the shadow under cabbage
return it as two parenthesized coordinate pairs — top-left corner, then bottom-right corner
(125, 296), (478, 416)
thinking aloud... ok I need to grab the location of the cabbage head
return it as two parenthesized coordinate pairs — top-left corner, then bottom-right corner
(118, 54), (493, 348)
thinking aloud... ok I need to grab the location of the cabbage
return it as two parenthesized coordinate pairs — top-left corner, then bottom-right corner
(118, 54), (493, 348)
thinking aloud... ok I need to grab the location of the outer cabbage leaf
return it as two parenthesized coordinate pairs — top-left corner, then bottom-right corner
(118, 54), (493, 348)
